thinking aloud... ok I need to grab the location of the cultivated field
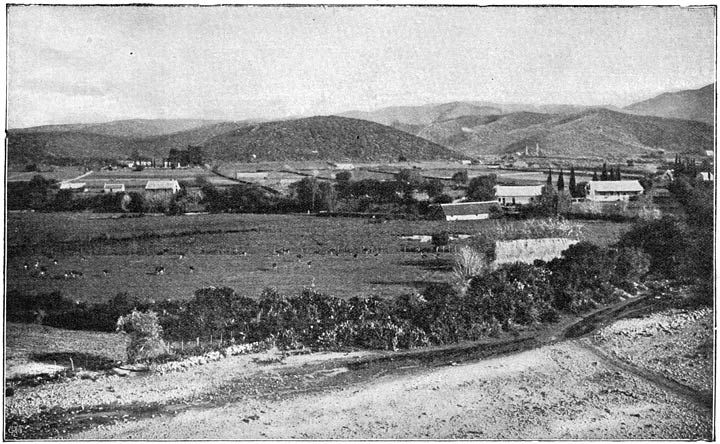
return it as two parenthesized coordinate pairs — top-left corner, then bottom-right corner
(7, 212), (633, 304)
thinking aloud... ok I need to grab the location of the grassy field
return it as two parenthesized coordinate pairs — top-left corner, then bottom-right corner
(7, 212), (634, 304)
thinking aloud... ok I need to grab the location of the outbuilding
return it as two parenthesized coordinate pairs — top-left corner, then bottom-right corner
(59, 182), (87, 192)
(440, 201), (497, 221)
(586, 180), (644, 202)
(103, 183), (126, 193)
(145, 180), (181, 194)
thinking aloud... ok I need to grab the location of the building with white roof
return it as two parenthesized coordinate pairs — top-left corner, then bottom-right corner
(440, 201), (498, 221)
(586, 180), (644, 202)
(145, 180), (181, 194)
(494, 185), (544, 206)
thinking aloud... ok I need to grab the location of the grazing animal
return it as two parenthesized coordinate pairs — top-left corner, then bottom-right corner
(154, 266), (165, 275)
(421, 253), (428, 259)
(22, 263), (29, 270)
(38, 267), (47, 276)
(52, 259), (58, 265)
(189, 266), (195, 273)
(297, 254), (303, 261)
(242, 251), (247, 256)
(102, 269), (109, 277)
(353, 253), (358, 258)
(178, 254), (184, 260)
(80, 256), (88, 262)
(307, 261), (312, 268)
(374, 253), (379, 257)
(272, 263), (278, 270)
(33, 260), (40, 269)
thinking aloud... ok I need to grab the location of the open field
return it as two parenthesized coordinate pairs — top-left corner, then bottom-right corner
(6, 167), (89, 183)
(7, 212), (633, 303)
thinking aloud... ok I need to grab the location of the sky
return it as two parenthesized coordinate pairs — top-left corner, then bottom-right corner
(6, 5), (717, 128)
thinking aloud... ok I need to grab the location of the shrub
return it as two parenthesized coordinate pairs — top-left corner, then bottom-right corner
(613, 247), (650, 285)
(617, 217), (691, 278)
(116, 310), (169, 363)
(431, 231), (450, 249)
(453, 246), (492, 288)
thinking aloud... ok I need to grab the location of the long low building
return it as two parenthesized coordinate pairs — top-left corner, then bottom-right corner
(145, 180), (181, 194)
(494, 185), (544, 206)
(586, 180), (644, 202)
(440, 201), (498, 221)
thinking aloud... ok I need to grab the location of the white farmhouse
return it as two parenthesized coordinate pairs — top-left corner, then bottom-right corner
(440, 201), (497, 221)
(145, 180), (181, 194)
(59, 182), (87, 192)
(494, 185), (544, 206)
(586, 180), (644, 202)
(103, 183), (126, 193)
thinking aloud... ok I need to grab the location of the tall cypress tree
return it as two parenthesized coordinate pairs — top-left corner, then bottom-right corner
(609, 166), (616, 181)
(601, 163), (609, 181)
(557, 169), (565, 191)
(592, 170), (598, 181)
(616, 166), (622, 181)
(569, 166), (577, 196)
(547, 169), (553, 187)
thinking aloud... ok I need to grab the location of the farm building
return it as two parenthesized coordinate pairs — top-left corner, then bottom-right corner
(103, 183), (126, 193)
(586, 180), (644, 202)
(494, 185), (543, 206)
(59, 182), (87, 192)
(330, 162), (355, 170)
(145, 180), (181, 194)
(440, 201), (497, 221)
(697, 172), (714, 181)
(705, 150), (714, 157)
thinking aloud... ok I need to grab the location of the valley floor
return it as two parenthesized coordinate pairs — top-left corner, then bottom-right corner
(6, 305), (713, 440)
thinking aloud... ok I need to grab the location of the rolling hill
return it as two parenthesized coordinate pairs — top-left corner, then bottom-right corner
(416, 108), (714, 159)
(201, 116), (460, 162)
(15, 118), (222, 139)
(7, 116), (459, 166)
(624, 83), (715, 125)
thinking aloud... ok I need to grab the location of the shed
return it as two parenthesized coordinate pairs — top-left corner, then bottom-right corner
(586, 180), (644, 202)
(145, 180), (181, 194)
(440, 201), (497, 221)
(494, 185), (544, 206)
(103, 183), (126, 193)
(330, 162), (355, 170)
(59, 182), (87, 191)
(697, 172), (714, 182)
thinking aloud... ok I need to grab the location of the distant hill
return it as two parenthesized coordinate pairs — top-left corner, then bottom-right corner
(416, 108), (713, 159)
(7, 116), (459, 166)
(340, 102), (503, 127)
(624, 84), (715, 125)
(15, 118), (221, 139)
(201, 116), (460, 162)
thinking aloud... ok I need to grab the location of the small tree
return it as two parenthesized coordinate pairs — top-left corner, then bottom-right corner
(431, 231), (450, 251)
(557, 169), (565, 191)
(569, 166), (577, 197)
(601, 163), (609, 181)
(546, 169), (553, 186)
(616, 166), (622, 181)
(116, 310), (169, 363)
(452, 170), (469, 185)
(592, 170), (599, 181)
(467, 175), (497, 201)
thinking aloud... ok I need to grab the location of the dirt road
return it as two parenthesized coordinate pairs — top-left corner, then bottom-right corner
(6, 299), (713, 440)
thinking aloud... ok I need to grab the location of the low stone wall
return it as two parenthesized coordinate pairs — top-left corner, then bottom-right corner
(494, 237), (578, 265)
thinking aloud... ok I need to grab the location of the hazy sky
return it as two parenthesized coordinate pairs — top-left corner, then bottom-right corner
(7, 5), (716, 128)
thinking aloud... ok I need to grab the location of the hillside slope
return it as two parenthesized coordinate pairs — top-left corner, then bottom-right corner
(624, 84), (715, 125)
(15, 119), (221, 139)
(6, 131), (133, 165)
(201, 116), (460, 162)
(418, 108), (713, 159)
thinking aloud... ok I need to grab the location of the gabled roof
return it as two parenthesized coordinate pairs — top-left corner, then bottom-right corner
(494, 185), (544, 197)
(145, 180), (180, 190)
(104, 183), (125, 188)
(589, 180), (644, 192)
(59, 182), (86, 189)
(441, 201), (497, 216)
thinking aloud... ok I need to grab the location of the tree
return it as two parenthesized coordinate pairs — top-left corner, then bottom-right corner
(557, 169), (565, 191)
(291, 177), (321, 212)
(452, 170), (469, 185)
(546, 169), (553, 186)
(467, 175), (497, 201)
(601, 163), (609, 181)
(116, 310), (169, 363)
(424, 179), (445, 199)
(569, 166), (577, 197)
(318, 181), (337, 212)
(616, 166), (622, 181)
(396, 169), (425, 191)
(335, 171), (352, 182)
(592, 170), (599, 181)
(431, 231), (450, 251)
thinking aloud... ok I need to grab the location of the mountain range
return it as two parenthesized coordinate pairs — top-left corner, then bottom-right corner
(7, 84), (714, 166)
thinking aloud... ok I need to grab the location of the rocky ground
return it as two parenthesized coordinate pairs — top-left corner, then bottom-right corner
(5, 298), (714, 440)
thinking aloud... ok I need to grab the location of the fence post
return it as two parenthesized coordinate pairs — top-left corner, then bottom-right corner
(181, 339), (184, 351)
(196, 337), (200, 347)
